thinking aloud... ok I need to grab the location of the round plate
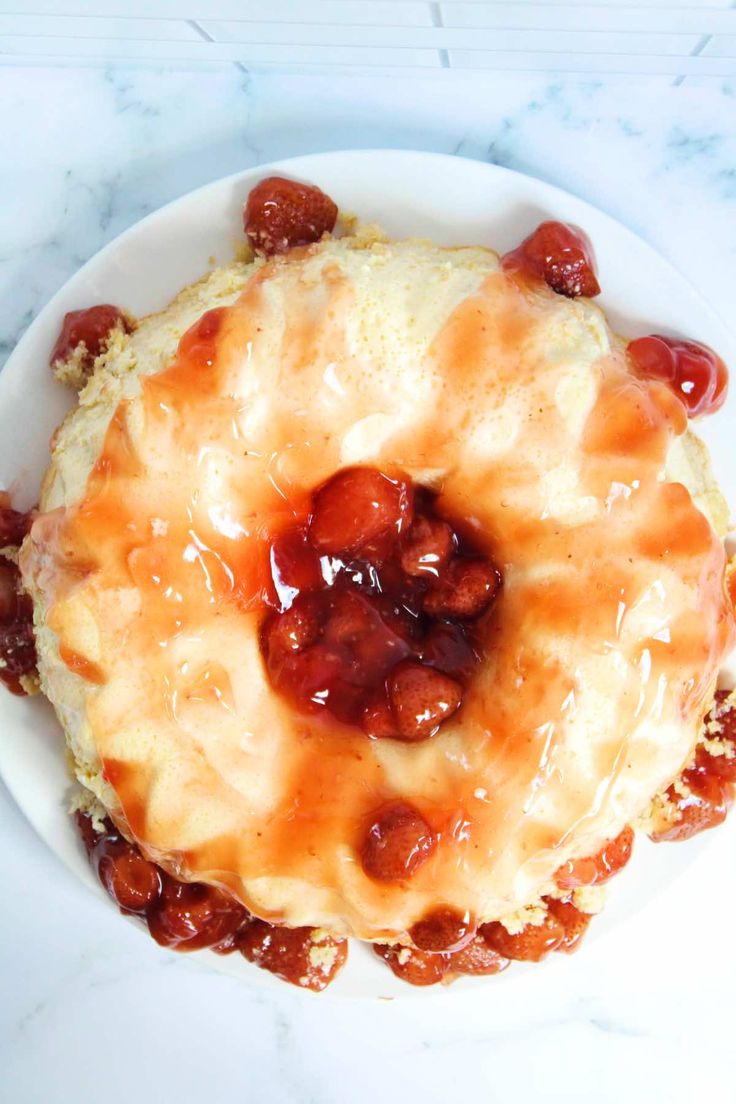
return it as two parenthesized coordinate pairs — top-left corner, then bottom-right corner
(1, 150), (734, 999)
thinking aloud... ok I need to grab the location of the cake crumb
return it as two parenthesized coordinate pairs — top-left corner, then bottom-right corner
(701, 735), (734, 760)
(19, 671), (40, 695)
(500, 903), (547, 935)
(308, 942), (339, 973)
(572, 884), (607, 915)
(69, 785), (108, 833)
(52, 343), (90, 391)
(52, 320), (134, 392)
(346, 220), (389, 249)
(672, 777), (691, 800)
(309, 927), (330, 944)
(639, 789), (680, 835)
(336, 209), (358, 236)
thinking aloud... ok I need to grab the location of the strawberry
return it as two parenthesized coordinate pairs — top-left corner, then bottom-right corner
(423, 556), (500, 619)
(373, 943), (449, 987)
(239, 921), (347, 991)
(409, 906), (474, 952)
(502, 220), (600, 299)
(546, 897), (592, 953)
(388, 661), (462, 740)
(400, 516), (454, 578)
(243, 176), (338, 256)
(361, 801), (436, 882)
(309, 467), (411, 558)
(481, 913), (565, 962)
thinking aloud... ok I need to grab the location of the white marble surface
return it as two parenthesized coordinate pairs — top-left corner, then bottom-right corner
(1, 61), (736, 1103)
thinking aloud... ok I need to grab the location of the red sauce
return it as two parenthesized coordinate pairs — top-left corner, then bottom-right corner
(0, 494), (33, 547)
(373, 942), (452, 986)
(554, 825), (634, 890)
(481, 912), (565, 962)
(502, 220), (600, 299)
(0, 493), (37, 695)
(409, 905), (475, 952)
(651, 692), (736, 842)
(446, 936), (510, 977)
(239, 921), (348, 991)
(261, 468), (501, 738)
(652, 766), (732, 842)
(49, 305), (130, 373)
(76, 812), (347, 991)
(545, 897), (592, 953)
(695, 691), (736, 782)
(627, 335), (728, 418)
(374, 892), (593, 985)
(360, 800), (437, 883)
(35, 217), (734, 947)
(59, 645), (105, 685)
(0, 555), (37, 695)
(374, 937), (511, 985)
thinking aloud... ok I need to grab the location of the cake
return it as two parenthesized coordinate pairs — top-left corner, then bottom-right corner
(3, 174), (733, 991)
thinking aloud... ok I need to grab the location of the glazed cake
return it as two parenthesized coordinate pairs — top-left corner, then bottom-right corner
(2, 175), (734, 990)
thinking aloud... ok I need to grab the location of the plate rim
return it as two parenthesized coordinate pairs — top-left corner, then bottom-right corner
(1, 147), (733, 1000)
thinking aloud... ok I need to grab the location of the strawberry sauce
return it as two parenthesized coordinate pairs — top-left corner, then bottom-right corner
(501, 220), (600, 299)
(76, 812), (347, 991)
(14, 183), (735, 993)
(261, 468), (501, 741)
(627, 335), (728, 418)
(0, 496), (36, 694)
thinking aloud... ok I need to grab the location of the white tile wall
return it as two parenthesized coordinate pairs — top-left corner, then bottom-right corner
(441, 3), (736, 32)
(0, 1), (429, 18)
(0, 15), (202, 40)
(704, 34), (736, 57)
(0, 2), (734, 77)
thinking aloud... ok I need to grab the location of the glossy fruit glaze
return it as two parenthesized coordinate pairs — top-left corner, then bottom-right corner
(0, 498), (36, 694)
(375, 820), (637, 984)
(244, 176), (338, 256)
(650, 690), (736, 842)
(262, 467), (500, 739)
(376, 893), (592, 985)
(554, 825), (634, 890)
(15, 179), (735, 975)
(627, 335), (728, 418)
(260, 464), (500, 889)
(76, 812), (347, 991)
(27, 223), (735, 944)
(49, 305), (130, 374)
(501, 220), (600, 299)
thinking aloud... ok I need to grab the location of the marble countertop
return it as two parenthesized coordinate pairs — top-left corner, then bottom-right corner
(1, 58), (736, 1104)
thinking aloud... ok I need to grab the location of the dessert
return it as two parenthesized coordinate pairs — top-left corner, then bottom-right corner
(3, 173), (734, 992)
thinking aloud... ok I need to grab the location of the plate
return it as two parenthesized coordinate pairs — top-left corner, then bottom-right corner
(1, 150), (734, 999)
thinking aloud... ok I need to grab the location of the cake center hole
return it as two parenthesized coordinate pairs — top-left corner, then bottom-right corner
(260, 467), (501, 742)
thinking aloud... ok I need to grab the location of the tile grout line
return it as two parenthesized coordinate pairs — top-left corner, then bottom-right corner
(188, 16), (251, 80)
(187, 18), (214, 43)
(672, 32), (713, 86)
(429, 1), (450, 69)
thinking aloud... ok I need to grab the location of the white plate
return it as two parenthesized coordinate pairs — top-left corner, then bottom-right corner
(1, 150), (734, 1000)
